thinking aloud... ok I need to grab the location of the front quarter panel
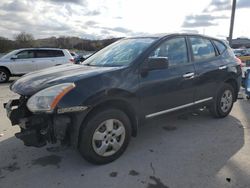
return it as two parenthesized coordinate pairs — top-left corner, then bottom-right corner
(0, 60), (14, 74)
(56, 67), (140, 114)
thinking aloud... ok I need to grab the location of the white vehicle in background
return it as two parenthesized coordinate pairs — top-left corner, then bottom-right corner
(70, 51), (79, 59)
(0, 48), (74, 83)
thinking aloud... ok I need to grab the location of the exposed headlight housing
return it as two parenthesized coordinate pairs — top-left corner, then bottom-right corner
(27, 83), (75, 113)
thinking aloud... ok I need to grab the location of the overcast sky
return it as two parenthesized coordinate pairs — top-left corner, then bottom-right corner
(0, 0), (249, 40)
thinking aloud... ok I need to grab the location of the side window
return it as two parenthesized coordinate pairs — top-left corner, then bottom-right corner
(149, 37), (188, 66)
(51, 50), (64, 57)
(16, 50), (35, 59)
(35, 50), (51, 58)
(35, 50), (64, 58)
(213, 40), (227, 54)
(190, 37), (216, 61)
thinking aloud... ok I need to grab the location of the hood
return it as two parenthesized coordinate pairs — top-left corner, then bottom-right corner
(11, 64), (120, 96)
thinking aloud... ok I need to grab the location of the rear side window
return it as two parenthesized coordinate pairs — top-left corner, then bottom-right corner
(190, 37), (216, 61)
(52, 50), (64, 57)
(16, 50), (35, 59)
(213, 40), (227, 54)
(35, 50), (64, 58)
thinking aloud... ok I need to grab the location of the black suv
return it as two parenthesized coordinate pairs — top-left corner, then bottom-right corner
(4, 34), (241, 164)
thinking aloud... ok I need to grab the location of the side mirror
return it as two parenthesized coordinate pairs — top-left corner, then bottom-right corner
(146, 57), (168, 71)
(10, 55), (18, 60)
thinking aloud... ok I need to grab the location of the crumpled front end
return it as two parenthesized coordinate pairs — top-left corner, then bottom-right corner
(4, 96), (71, 147)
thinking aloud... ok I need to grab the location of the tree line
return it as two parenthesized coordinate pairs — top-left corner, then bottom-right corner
(0, 32), (121, 53)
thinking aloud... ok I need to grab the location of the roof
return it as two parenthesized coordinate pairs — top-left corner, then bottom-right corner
(15, 48), (65, 51)
(128, 33), (222, 41)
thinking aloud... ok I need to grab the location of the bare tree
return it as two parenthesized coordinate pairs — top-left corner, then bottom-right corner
(0, 37), (14, 53)
(56, 36), (71, 49)
(14, 32), (35, 48)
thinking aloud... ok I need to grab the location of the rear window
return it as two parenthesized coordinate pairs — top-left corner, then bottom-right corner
(35, 50), (64, 58)
(213, 40), (227, 54)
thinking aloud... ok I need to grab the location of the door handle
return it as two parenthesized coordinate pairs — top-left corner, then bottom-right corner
(183, 72), (195, 79)
(219, 65), (227, 70)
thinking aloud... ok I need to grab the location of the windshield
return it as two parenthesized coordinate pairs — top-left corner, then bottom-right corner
(83, 38), (156, 67)
(1, 50), (19, 59)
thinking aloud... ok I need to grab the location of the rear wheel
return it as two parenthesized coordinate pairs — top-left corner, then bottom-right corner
(209, 83), (235, 118)
(78, 108), (131, 164)
(0, 68), (10, 83)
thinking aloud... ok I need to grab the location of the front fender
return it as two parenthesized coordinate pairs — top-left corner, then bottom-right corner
(64, 90), (141, 148)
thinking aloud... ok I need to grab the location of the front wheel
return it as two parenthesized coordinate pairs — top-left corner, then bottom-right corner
(209, 83), (235, 118)
(0, 68), (10, 83)
(78, 108), (131, 164)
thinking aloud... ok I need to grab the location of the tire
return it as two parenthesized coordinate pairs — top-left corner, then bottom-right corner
(0, 68), (10, 83)
(209, 83), (235, 118)
(78, 108), (131, 165)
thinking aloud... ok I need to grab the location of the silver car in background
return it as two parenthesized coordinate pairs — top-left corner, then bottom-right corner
(0, 48), (74, 83)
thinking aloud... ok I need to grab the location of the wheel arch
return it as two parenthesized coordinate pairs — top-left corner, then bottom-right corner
(77, 98), (139, 147)
(0, 66), (11, 75)
(225, 78), (239, 101)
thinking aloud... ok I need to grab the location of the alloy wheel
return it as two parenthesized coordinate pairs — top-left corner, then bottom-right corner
(0, 71), (7, 82)
(220, 90), (233, 113)
(92, 119), (126, 157)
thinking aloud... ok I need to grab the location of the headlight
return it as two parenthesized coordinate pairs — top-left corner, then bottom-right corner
(27, 83), (75, 113)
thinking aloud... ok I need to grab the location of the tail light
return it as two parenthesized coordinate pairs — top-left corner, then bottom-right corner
(69, 58), (75, 63)
(235, 57), (245, 68)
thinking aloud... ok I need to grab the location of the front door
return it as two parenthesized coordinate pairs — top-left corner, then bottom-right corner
(138, 36), (196, 118)
(13, 50), (37, 74)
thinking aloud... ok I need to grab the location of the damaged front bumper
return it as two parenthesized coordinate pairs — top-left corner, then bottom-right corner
(4, 98), (71, 147)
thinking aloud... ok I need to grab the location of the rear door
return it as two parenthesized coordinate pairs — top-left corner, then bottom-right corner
(188, 36), (227, 102)
(138, 36), (196, 117)
(51, 50), (68, 65)
(34, 50), (65, 70)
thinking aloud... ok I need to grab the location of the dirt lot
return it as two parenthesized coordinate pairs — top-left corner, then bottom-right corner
(0, 79), (250, 188)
